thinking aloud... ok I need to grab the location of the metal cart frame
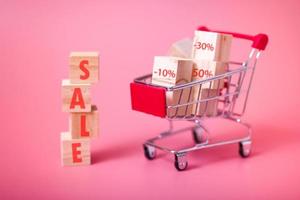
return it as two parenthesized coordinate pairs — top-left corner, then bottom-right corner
(130, 26), (268, 171)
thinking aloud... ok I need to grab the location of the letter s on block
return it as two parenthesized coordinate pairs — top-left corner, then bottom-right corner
(79, 60), (90, 80)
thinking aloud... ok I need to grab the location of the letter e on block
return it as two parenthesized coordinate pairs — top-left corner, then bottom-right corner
(69, 52), (99, 84)
(60, 132), (91, 166)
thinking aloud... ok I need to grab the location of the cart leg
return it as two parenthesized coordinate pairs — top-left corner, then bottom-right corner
(239, 140), (252, 158)
(168, 119), (174, 132)
(192, 119), (208, 144)
(143, 144), (156, 160)
(174, 153), (188, 171)
(192, 127), (206, 144)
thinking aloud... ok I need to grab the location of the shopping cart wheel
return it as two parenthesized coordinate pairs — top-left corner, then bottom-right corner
(239, 140), (252, 158)
(192, 127), (205, 144)
(143, 144), (156, 160)
(174, 153), (188, 171)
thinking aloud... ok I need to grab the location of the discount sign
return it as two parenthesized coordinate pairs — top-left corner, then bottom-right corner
(192, 68), (213, 78)
(192, 31), (232, 62)
(155, 69), (176, 78)
(152, 56), (193, 87)
(193, 42), (214, 51)
(192, 60), (227, 89)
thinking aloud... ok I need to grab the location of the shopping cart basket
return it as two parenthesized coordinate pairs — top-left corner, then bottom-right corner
(130, 26), (268, 171)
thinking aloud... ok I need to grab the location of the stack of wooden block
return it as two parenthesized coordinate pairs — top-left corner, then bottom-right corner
(190, 30), (232, 116)
(152, 30), (232, 117)
(61, 52), (99, 166)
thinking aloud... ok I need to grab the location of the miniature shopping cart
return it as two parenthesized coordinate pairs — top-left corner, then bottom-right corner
(130, 26), (268, 171)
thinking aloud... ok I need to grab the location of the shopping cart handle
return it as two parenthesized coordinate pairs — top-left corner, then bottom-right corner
(197, 26), (269, 51)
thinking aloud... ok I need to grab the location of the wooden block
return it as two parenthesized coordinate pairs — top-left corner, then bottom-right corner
(60, 132), (91, 166)
(69, 105), (99, 139)
(192, 60), (227, 89)
(190, 88), (219, 117)
(151, 56), (193, 117)
(69, 52), (99, 84)
(152, 56), (193, 86)
(168, 38), (193, 58)
(191, 31), (232, 62)
(165, 88), (193, 118)
(61, 79), (91, 112)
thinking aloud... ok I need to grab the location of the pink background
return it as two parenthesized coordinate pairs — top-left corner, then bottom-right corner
(1, 0), (300, 199)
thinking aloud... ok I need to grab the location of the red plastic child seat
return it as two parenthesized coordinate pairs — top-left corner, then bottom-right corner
(130, 82), (166, 118)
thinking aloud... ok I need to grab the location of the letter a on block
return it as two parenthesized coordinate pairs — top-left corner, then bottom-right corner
(61, 79), (91, 112)
(69, 52), (99, 84)
(70, 105), (99, 139)
(70, 88), (85, 110)
(61, 132), (91, 166)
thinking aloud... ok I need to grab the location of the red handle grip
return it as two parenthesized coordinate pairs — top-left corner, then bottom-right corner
(197, 26), (268, 51)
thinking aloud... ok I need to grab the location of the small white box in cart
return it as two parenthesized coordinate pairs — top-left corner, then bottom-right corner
(192, 30), (232, 62)
(192, 60), (227, 89)
(151, 56), (193, 117)
(168, 38), (193, 58)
